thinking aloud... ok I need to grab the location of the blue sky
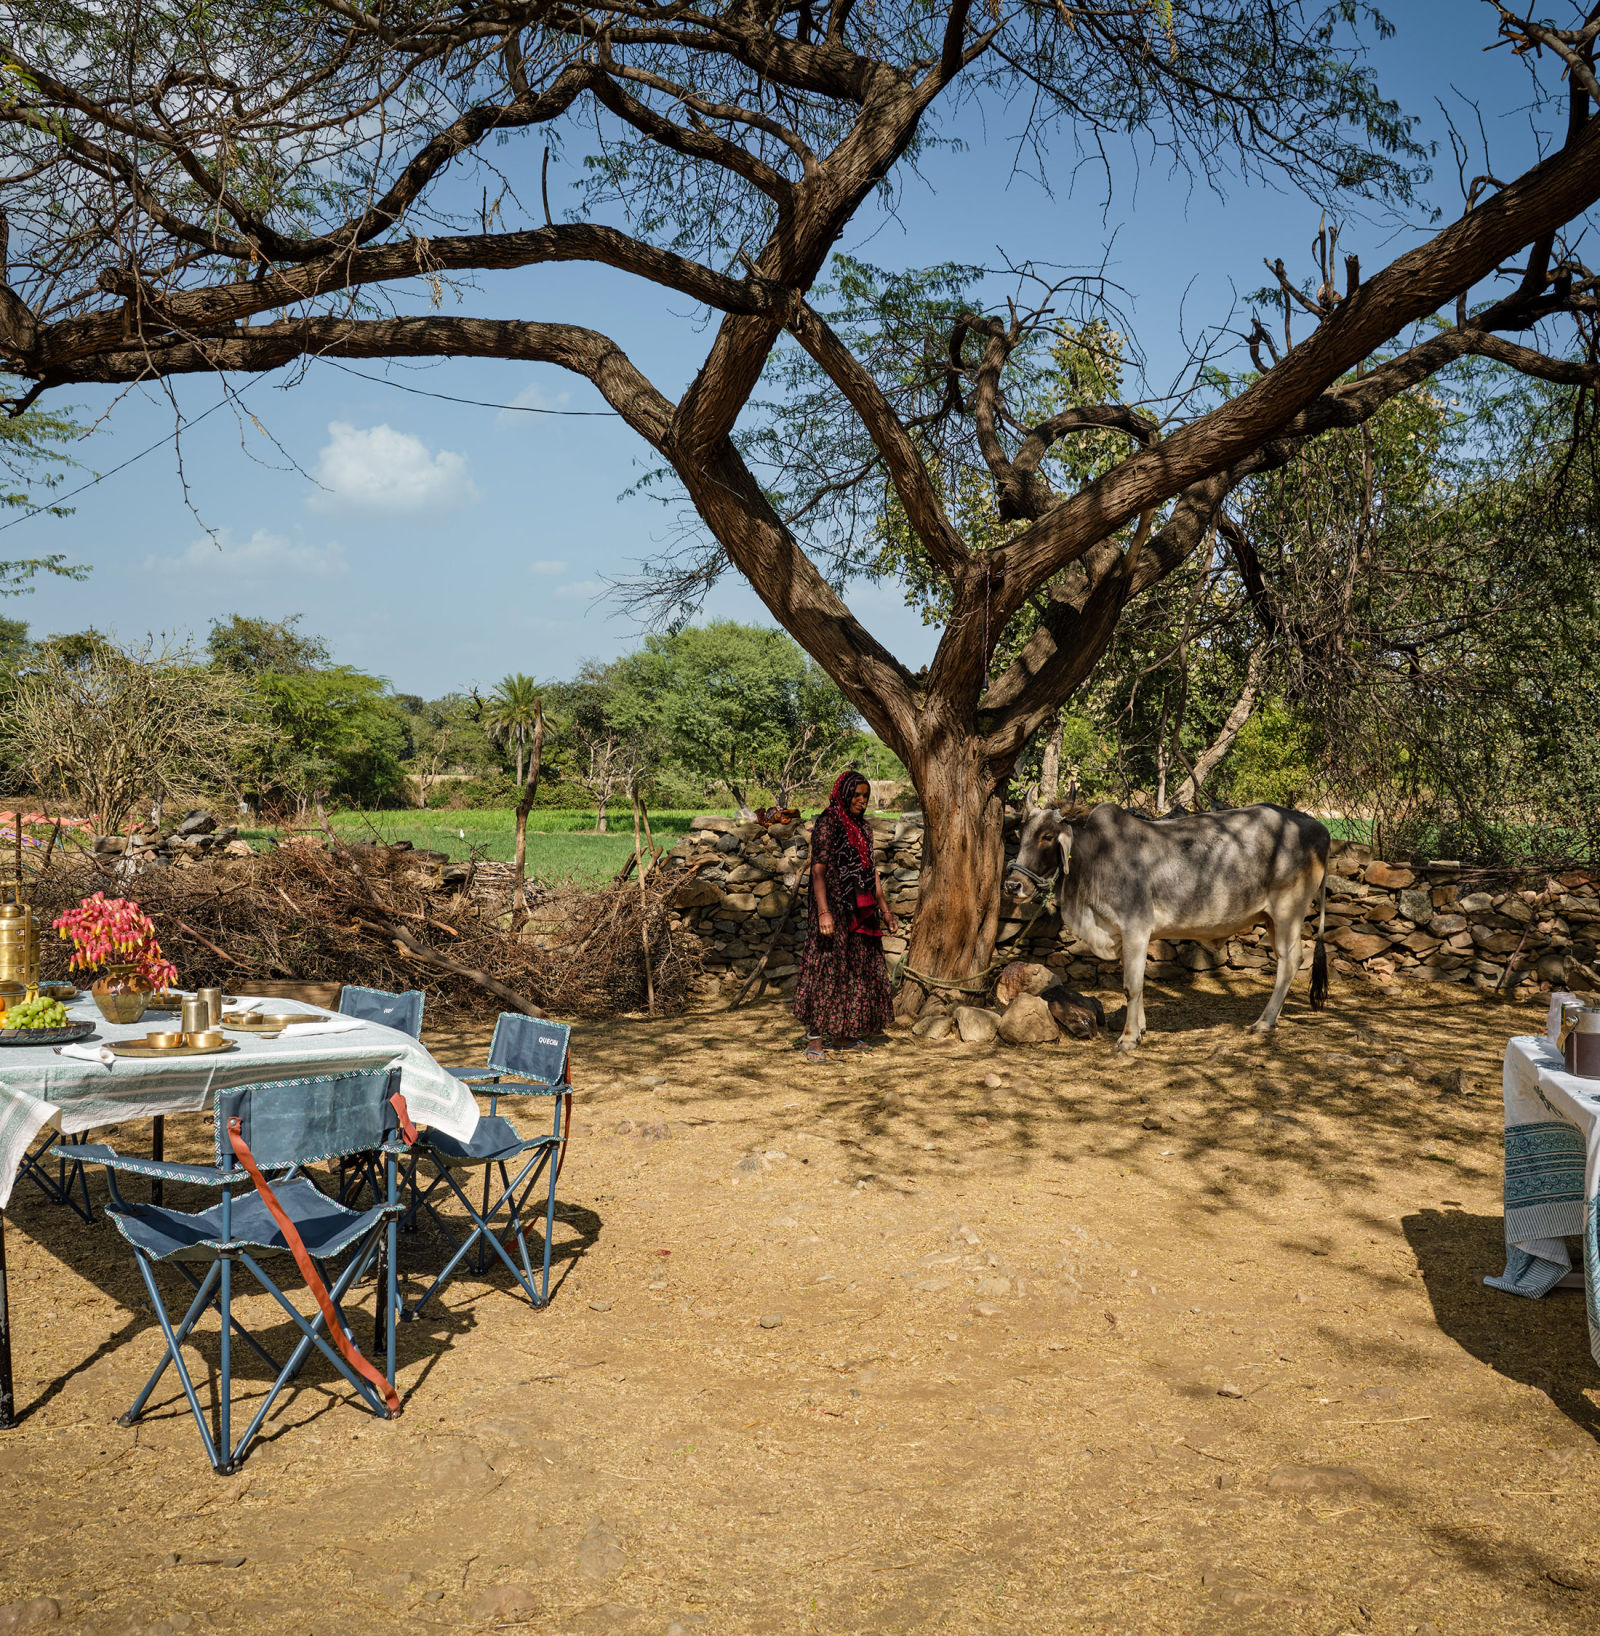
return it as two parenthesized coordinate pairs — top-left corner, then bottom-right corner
(0, 2), (1562, 696)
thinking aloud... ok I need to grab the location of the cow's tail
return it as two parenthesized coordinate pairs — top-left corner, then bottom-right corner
(1309, 861), (1330, 1011)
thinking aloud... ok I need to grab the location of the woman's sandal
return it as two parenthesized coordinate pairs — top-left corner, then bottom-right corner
(804, 1041), (827, 1062)
(840, 1038), (873, 1053)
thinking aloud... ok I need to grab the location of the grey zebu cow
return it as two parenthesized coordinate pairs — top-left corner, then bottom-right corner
(1005, 800), (1331, 1050)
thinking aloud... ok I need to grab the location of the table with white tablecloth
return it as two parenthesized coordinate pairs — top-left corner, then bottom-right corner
(1485, 1035), (1600, 1365)
(0, 994), (479, 1426)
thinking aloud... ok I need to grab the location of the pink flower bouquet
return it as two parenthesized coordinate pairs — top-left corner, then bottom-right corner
(53, 892), (178, 990)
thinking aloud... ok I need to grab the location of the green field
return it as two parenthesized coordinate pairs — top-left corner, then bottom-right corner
(243, 808), (738, 885)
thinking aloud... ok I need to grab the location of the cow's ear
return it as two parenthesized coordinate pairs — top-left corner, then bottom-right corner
(1057, 826), (1075, 875)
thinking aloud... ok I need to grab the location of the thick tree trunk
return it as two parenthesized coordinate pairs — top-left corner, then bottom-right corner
(895, 743), (1006, 1020)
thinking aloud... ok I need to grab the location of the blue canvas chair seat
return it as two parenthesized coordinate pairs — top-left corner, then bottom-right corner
(56, 1068), (414, 1475)
(106, 1178), (387, 1265)
(407, 1014), (572, 1317)
(421, 1116), (530, 1167)
(444, 1064), (501, 1085)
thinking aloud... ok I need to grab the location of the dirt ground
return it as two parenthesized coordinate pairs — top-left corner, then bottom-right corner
(2, 974), (1598, 1636)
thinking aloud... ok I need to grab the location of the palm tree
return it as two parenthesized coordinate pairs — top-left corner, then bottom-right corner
(484, 673), (542, 787)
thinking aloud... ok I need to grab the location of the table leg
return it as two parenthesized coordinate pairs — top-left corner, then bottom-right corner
(0, 1210), (15, 1429)
(151, 1117), (164, 1208)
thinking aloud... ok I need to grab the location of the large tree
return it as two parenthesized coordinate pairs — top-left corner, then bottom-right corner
(0, 2), (1598, 1008)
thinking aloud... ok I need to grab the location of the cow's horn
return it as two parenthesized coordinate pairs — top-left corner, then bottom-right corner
(1020, 782), (1037, 816)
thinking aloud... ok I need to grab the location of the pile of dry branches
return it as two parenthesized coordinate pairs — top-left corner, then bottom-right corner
(29, 840), (700, 1020)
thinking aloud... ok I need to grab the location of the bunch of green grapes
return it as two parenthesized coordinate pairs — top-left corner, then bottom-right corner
(6, 995), (70, 1029)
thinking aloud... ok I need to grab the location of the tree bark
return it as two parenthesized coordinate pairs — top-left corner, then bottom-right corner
(895, 739), (1007, 1019)
(511, 698), (545, 919)
(1038, 712), (1062, 806)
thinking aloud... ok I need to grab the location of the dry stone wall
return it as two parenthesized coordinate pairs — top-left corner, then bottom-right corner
(663, 817), (1600, 1000)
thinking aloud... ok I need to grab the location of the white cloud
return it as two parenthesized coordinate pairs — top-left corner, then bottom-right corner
(143, 527), (349, 581)
(498, 381), (572, 426)
(308, 421), (478, 512)
(530, 559), (569, 576)
(553, 579), (607, 600)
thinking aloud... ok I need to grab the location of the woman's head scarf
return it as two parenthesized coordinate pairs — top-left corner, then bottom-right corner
(825, 768), (874, 872)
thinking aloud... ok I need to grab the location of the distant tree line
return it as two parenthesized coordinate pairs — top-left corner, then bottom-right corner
(0, 614), (904, 829)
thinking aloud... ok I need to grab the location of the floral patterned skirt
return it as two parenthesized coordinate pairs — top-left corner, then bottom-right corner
(792, 924), (893, 1037)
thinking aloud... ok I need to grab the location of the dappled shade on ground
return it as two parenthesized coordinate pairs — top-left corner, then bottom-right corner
(1, 975), (1597, 1633)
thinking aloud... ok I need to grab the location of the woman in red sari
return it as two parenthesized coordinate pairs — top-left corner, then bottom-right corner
(794, 769), (898, 1060)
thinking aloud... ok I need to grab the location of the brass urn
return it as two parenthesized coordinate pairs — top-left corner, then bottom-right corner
(0, 878), (39, 998)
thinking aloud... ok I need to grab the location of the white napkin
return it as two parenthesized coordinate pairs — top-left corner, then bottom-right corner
(60, 1042), (115, 1069)
(278, 1017), (362, 1037)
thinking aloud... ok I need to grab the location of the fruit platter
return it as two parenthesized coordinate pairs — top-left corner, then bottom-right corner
(0, 993), (95, 1046)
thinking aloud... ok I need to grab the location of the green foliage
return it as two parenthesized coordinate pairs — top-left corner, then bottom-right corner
(249, 666), (409, 813)
(206, 613), (329, 676)
(205, 612), (409, 815)
(0, 378), (89, 594)
(605, 620), (860, 807)
(481, 673), (543, 784)
(1220, 704), (1316, 807)
(852, 736), (909, 784)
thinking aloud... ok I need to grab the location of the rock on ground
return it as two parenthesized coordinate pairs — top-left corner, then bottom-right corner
(997, 993), (1060, 1045)
(1040, 985), (1104, 1040)
(952, 1005), (1001, 1044)
(469, 1584), (540, 1621)
(994, 961), (1056, 1007)
(0, 1600), (57, 1635)
(576, 1518), (627, 1579)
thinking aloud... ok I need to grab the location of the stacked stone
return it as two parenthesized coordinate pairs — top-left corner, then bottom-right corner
(661, 813), (924, 988)
(91, 809), (245, 868)
(664, 824), (1600, 999)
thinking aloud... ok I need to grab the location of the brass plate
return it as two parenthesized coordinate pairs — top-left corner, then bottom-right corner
(220, 1012), (322, 1033)
(109, 1039), (239, 1059)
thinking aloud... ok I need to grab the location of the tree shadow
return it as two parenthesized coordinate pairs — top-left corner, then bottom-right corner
(3, 1122), (604, 1432)
(558, 978), (1541, 1284)
(1404, 1205), (1600, 1443)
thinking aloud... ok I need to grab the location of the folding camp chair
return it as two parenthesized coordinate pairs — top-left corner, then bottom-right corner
(404, 1014), (572, 1318)
(331, 985), (424, 1206)
(57, 1068), (415, 1474)
(16, 1128), (93, 1221)
(338, 984), (425, 1039)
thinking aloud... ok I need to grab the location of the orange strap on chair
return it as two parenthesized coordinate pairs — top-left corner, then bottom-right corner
(388, 1091), (418, 1146)
(225, 1117), (401, 1417)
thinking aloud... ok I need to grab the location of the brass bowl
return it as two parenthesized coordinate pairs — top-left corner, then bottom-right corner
(222, 1011), (310, 1032)
(144, 1030), (185, 1050)
(184, 1029), (224, 1050)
